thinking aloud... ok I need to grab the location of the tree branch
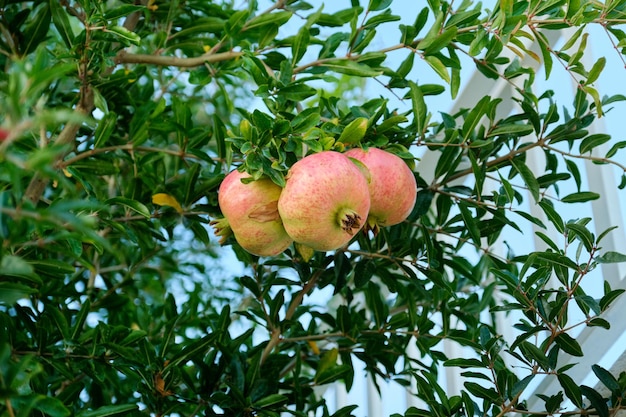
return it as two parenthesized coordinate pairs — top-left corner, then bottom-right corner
(23, 86), (95, 204)
(260, 268), (324, 365)
(114, 50), (244, 68)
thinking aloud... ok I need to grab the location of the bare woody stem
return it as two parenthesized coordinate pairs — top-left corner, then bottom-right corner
(114, 50), (244, 68)
(260, 268), (324, 365)
(23, 86), (95, 204)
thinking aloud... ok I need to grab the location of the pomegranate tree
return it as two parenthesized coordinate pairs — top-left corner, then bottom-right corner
(213, 169), (292, 257)
(344, 147), (417, 233)
(277, 151), (370, 251)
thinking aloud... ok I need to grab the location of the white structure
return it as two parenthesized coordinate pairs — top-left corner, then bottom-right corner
(323, 25), (626, 417)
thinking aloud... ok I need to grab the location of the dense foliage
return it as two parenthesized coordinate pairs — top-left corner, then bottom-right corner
(2, 0), (626, 416)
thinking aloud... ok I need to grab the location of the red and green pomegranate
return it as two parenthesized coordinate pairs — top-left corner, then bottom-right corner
(213, 169), (292, 257)
(344, 147), (416, 233)
(277, 151), (371, 251)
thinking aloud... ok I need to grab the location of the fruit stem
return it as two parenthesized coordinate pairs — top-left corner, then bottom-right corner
(337, 208), (362, 235)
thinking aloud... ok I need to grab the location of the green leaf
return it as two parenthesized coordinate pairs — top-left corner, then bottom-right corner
(533, 251), (579, 270)
(330, 405), (360, 417)
(364, 10), (400, 28)
(1, 255), (39, 281)
(587, 317), (610, 329)
(538, 200), (564, 233)
(586, 56), (606, 84)
(22, 3), (52, 55)
(560, 191), (600, 203)
(592, 365), (620, 393)
(368, 0), (393, 11)
(71, 300), (91, 340)
(554, 333), (584, 357)
(581, 385), (609, 417)
(50, 0), (75, 48)
(104, 4), (146, 20)
(321, 59), (383, 77)
(292, 26), (310, 65)
(424, 55), (450, 83)
(338, 117), (368, 145)
(458, 202), (481, 247)
(511, 375), (535, 397)
(605, 140), (626, 158)
(599, 289), (625, 311)
(464, 382), (500, 402)
(579, 133), (611, 154)
(245, 11), (292, 30)
(94, 112), (118, 148)
(565, 222), (594, 252)
(536, 31), (553, 79)
(254, 394), (289, 408)
(76, 404), (138, 417)
(596, 251), (626, 264)
(291, 108), (320, 133)
(278, 84), (317, 101)
(105, 26), (141, 46)
(443, 358), (484, 368)
(107, 197), (151, 219)
(558, 373), (583, 408)
(487, 124), (534, 137)
(408, 81), (427, 135)
(462, 95), (491, 141)
(0, 282), (38, 305)
(511, 158), (540, 202)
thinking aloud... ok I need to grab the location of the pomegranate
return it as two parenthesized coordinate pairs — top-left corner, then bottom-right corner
(344, 147), (416, 233)
(213, 169), (292, 257)
(277, 151), (370, 251)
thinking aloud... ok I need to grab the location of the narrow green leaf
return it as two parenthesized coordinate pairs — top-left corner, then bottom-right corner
(408, 81), (427, 135)
(106, 197), (151, 219)
(458, 202), (481, 247)
(254, 394), (289, 408)
(71, 299), (91, 340)
(464, 382), (500, 402)
(599, 289), (625, 311)
(245, 11), (292, 30)
(580, 385), (609, 417)
(487, 124), (534, 137)
(22, 4), (52, 55)
(565, 222), (594, 252)
(511, 158), (540, 202)
(76, 404), (138, 417)
(538, 200), (564, 233)
(587, 317), (610, 329)
(583, 85), (603, 116)
(592, 365), (620, 392)
(50, 0), (75, 48)
(596, 251), (626, 264)
(338, 117), (368, 145)
(462, 95), (491, 141)
(558, 373), (583, 408)
(565, 159), (582, 191)
(605, 140), (626, 158)
(511, 374), (535, 397)
(561, 191), (600, 203)
(554, 333), (584, 357)
(424, 55), (450, 83)
(586, 56), (606, 84)
(531, 31), (552, 80)
(292, 26), (310, 65)
(321, 59), (382, 77)
(105, 26), (141, 46)
(534, 251), (579, 270)
(94, 112), (118, 148)
(579, 133), (611, 154)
